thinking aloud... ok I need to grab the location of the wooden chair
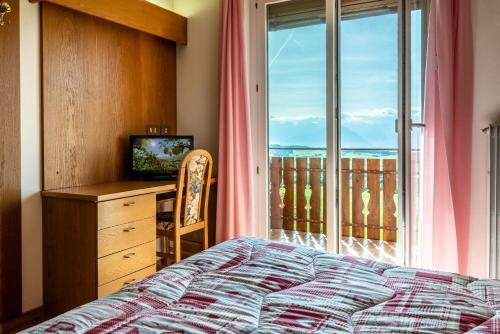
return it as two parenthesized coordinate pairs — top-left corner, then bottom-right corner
(156, 149), (213, 266)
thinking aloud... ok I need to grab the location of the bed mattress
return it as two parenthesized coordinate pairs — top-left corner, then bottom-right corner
(25, 237), (500, 333)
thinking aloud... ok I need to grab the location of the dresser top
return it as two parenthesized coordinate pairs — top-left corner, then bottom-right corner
(41, 180), (196, 202)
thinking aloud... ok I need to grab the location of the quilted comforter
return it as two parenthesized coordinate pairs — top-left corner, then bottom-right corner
(26, 237), (500, 333)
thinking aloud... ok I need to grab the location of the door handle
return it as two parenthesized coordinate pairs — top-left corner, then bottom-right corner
(123, 202), (136, 207)
(396, 119), (426, 133)
(410, 122), (425, 129)
(123, 227), (136, 232)
(0, 2), (11, 27)
(123, 252), (136, 259)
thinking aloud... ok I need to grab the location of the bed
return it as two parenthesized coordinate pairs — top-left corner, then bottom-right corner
(25, 237), (500, 333)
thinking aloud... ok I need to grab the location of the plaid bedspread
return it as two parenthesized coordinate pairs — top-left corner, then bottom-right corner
(25, 237), (500, 333)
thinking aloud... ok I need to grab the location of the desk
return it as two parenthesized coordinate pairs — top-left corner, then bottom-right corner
(41, 179), (216, 317)
(41, 179), (216, 201)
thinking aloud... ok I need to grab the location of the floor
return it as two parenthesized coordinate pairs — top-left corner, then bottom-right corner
(269, 229), (400, 265)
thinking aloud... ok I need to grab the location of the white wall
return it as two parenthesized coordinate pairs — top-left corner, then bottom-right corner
(20, 0), (42, 312)
(173, 0), (220, 168)
(469, 0), (500, 278)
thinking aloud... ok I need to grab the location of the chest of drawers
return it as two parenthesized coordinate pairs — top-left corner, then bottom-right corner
(41, 181), (180, 317)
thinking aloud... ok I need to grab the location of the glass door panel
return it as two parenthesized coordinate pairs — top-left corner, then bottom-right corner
(266, 0), (328, 250)
(339, 1), (402, 264)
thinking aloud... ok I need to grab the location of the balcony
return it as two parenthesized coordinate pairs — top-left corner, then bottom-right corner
(268, 148), (399, 264)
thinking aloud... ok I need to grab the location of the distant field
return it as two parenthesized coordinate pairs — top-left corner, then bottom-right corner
(269, 148), (398, 160)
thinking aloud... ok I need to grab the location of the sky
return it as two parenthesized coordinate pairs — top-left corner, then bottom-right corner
(268, 10), (422, 150)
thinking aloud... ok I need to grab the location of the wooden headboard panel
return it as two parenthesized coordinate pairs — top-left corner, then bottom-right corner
(42, 3), (177, 190)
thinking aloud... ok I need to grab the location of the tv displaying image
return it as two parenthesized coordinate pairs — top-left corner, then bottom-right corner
(130, 135), (193, 177)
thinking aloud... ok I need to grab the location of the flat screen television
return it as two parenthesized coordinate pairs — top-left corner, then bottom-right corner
(130, 135), (194, 180)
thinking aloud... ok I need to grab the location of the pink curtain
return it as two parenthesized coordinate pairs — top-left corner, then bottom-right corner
(423, 0), (474, 274)
(216, 0), (255, 243)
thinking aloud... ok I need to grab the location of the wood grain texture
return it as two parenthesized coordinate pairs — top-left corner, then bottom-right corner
(208, 185), (217, 247)
(97, 241), (156, 285)
(33, 0), (187, 44)
(282, 158), (294, 231)
(367, 159), (381, 240)
(0, 0), (22, 321)
(341, 158), (350, 237)
(383, 159), (397, 242)
(97, 217), (156, 257)
(42, 3), (177, 190)
(352, 159), (365, 238)
(43, 197), (97, 317)
(97, 194), (156, 230)
(41, 178), (217, 202)
(0, 307), (46, 334)
(97, 265), (155, 298)
(309, 158), (321, 234)
(270, 157), (283, 229)
(295, 158), (307, 232)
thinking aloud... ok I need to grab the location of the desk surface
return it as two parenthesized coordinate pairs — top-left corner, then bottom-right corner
(41, 178), (217, 202)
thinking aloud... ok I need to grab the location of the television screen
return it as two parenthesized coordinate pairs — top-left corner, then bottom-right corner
(130, 135), (193, 178)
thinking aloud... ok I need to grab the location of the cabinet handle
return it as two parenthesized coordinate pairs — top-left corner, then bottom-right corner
(123, 252), (136, 259)
(123, 278), (136, 286)
(123, 202), (136, 207)
(123, 227), (136, 232)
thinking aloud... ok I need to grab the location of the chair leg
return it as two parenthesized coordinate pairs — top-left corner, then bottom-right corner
(203, 224), (209, 250)
(174, 233), (181, 263)
(155, 235), (165, 269)
(164, 235), (170, 266)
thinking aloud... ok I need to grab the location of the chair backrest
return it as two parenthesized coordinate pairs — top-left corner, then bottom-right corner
(174, 149), (213, 228)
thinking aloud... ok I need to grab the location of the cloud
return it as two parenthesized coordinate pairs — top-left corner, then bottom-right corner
(342, 107), (397, 124)
(269, 108), (398, 125)
(269, 115), (326, 123)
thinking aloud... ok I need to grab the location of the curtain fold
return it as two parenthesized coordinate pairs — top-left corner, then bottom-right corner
(422, 0), (473, 274)
(216, 0), (255, 243)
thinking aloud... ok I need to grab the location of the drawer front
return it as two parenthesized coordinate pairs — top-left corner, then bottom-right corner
(98, 265), (156, 298)
(98, 241), (156, 285)
(98, 194), (156, 230)
(98, 218), (156, 258)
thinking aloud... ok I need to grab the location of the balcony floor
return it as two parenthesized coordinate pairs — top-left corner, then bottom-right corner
(269, 229), (400, 265)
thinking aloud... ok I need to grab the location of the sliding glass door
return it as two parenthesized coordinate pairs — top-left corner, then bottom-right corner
(339, 0), (402, 264)
(252, 0), (337, 252)
(251, 0), (427, 265)
(266, 0), (329, 250)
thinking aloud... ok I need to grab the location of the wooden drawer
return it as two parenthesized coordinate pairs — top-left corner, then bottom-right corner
(97, 265), (156, 298)
(98, 193), (156, 230)
(98, 241), (156, 285)
(98, 218), (156, 258)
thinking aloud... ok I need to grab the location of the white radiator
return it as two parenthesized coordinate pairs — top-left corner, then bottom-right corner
(489, 124), (500, 279)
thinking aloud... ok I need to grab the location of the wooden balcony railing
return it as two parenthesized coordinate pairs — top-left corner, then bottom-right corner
(270, 156), (328, 234)
(269, 153), (398, 242)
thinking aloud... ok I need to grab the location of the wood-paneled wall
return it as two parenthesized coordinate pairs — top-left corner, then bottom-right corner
(33, 0), (187, 44)
(42, 3), (177, 190)
(0, 0), (22, 321)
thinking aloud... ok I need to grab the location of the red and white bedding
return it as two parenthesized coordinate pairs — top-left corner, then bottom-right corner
(25, 237), (500, 333)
